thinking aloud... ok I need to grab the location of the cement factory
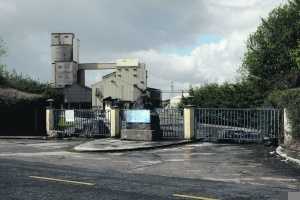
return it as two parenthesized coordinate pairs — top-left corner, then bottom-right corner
(51, 33), (161, 109)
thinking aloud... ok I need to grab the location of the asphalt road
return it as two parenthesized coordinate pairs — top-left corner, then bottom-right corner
(0, 139), (299, 200)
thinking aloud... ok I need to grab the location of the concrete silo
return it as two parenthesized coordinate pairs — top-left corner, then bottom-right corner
(51, 33), (79, 88)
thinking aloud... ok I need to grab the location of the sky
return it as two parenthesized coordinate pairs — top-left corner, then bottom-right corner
(0, 0), (287, 96)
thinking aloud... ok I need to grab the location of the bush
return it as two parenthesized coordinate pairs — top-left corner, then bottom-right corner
(267, 88), (300, 138)
(182, 81), (265, 108)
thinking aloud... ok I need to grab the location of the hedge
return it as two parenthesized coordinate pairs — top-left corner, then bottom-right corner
(267, 88), (300, 138)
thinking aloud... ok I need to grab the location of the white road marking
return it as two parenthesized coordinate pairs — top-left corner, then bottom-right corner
(0, 151), (74, 157)
(165, 159), (185, 162)
(29, 176), (95, 186)
(173, 193), (219, 200)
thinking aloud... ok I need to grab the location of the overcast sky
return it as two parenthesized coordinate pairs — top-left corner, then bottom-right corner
(0, 0), (286, 95)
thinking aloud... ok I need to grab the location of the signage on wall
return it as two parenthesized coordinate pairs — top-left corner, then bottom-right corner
(125, 110), (150, 123)
(65, 110), (75, 122)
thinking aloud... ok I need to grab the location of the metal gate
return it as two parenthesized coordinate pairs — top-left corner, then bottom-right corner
(156, 108), (184, 139)
(53, 109), (111, 137)
(195, 108), (282, 143)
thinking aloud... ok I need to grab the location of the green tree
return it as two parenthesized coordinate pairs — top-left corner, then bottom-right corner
(242, 0), (300, 94)
(182, 81), (264, 108)
(0, 37), (7, 85)
(0, 37), (63, 104)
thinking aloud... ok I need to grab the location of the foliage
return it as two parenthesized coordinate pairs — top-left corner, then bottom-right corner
(58, 116), (73, 129)
(0, 38), (7, 85)
(0, 65), (63, 102)
(0, 37), (63, 105)
(182, 81), (265, 108)
(182, 0), (300, 111)
(241, 0), (300, 92)
(267, 88), (300, 137)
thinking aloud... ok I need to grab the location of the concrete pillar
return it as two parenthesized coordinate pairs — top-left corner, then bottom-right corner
(283, 108), (293, 145)
(110, 107), (120, 138)
(46, 109), (56, 137)
(77, 70), (85, 86)
(184, 105), (195, 140)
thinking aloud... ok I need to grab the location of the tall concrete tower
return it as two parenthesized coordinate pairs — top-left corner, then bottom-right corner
(51, 33), (79, 88)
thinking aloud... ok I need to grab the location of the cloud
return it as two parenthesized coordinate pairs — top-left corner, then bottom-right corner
(130, 31), (245, 91)
(0, 0), (287, 96)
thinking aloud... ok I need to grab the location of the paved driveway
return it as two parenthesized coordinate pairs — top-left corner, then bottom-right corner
(0, 139), (299, 199)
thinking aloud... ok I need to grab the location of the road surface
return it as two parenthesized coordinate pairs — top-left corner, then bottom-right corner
(0, 139), (299, 199)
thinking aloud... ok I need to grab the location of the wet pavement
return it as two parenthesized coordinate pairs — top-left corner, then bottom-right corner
(73, 138), (190, 152)
(0, 139), (299, 199)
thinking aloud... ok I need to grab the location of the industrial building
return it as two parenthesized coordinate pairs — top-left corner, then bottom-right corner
(91, 59), (147, 108)
(51, 33), (161, 109)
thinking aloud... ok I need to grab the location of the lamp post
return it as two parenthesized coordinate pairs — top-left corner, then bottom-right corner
(46, 98), (54, 109)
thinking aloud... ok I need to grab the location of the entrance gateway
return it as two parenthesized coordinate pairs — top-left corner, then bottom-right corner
(194, 108), (282, 144)
(50, 107), (283, 144)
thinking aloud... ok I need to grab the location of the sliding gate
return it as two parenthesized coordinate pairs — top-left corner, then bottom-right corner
(156, 108), (184, 139)
(53, 109), (111, 138)
(195, 108), (282, 143)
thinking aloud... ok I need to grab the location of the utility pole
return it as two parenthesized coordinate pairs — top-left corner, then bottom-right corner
(170, 81), (174, 99)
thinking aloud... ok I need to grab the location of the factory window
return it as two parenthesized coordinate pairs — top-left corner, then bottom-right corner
(133, 74), (137, 77)
(58, 65), (62, 69)
(54, 35), (59, 38)
(133, 68), (137, 71)
(141, 81), (144, 84)
(125, 68), (129, 71)
(64, 35), (69, 38)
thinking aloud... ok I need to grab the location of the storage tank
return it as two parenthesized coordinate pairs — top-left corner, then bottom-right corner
(51, 33), (74, 45)
(51, 45), (73, 62)
(51, 33), (78, 88)
(51, 33), (74, 63)
(54, 62), (78, 88)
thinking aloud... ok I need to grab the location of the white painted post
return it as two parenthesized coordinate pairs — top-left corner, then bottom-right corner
(110, 107), (120, 138)
(283, 108), (293, 145)
(46, 109), (56, 137)
(184, 106), (195, 140)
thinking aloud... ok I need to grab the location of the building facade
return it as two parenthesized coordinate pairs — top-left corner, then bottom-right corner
(91, 60), (147, 108)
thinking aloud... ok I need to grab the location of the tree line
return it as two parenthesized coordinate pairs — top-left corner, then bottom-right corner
(182, 0), (300, 110)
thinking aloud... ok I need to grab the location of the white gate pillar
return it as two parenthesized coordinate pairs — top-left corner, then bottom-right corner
(184, 105), (195, 140)
(283, 108), (293, 145)
(110, 107), (120, 138)
(46, 109), (56, 137)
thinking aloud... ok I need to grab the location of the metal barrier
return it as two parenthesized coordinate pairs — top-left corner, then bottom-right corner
(156, 108), (184, 139)
(195, 108), (282, 143)
(53, 109), (111, 138)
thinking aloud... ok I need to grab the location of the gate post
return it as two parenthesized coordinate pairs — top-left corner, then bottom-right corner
(110, 106), (120, 138)
(283, 108), (293, 145)
(184, 105), (195, 140)
(46, 109), (56, 137)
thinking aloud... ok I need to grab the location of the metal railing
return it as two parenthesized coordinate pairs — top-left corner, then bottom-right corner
(53, 109), (111, 138)
(194, 108), (282, 143)
(156, 108), (184, 139)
